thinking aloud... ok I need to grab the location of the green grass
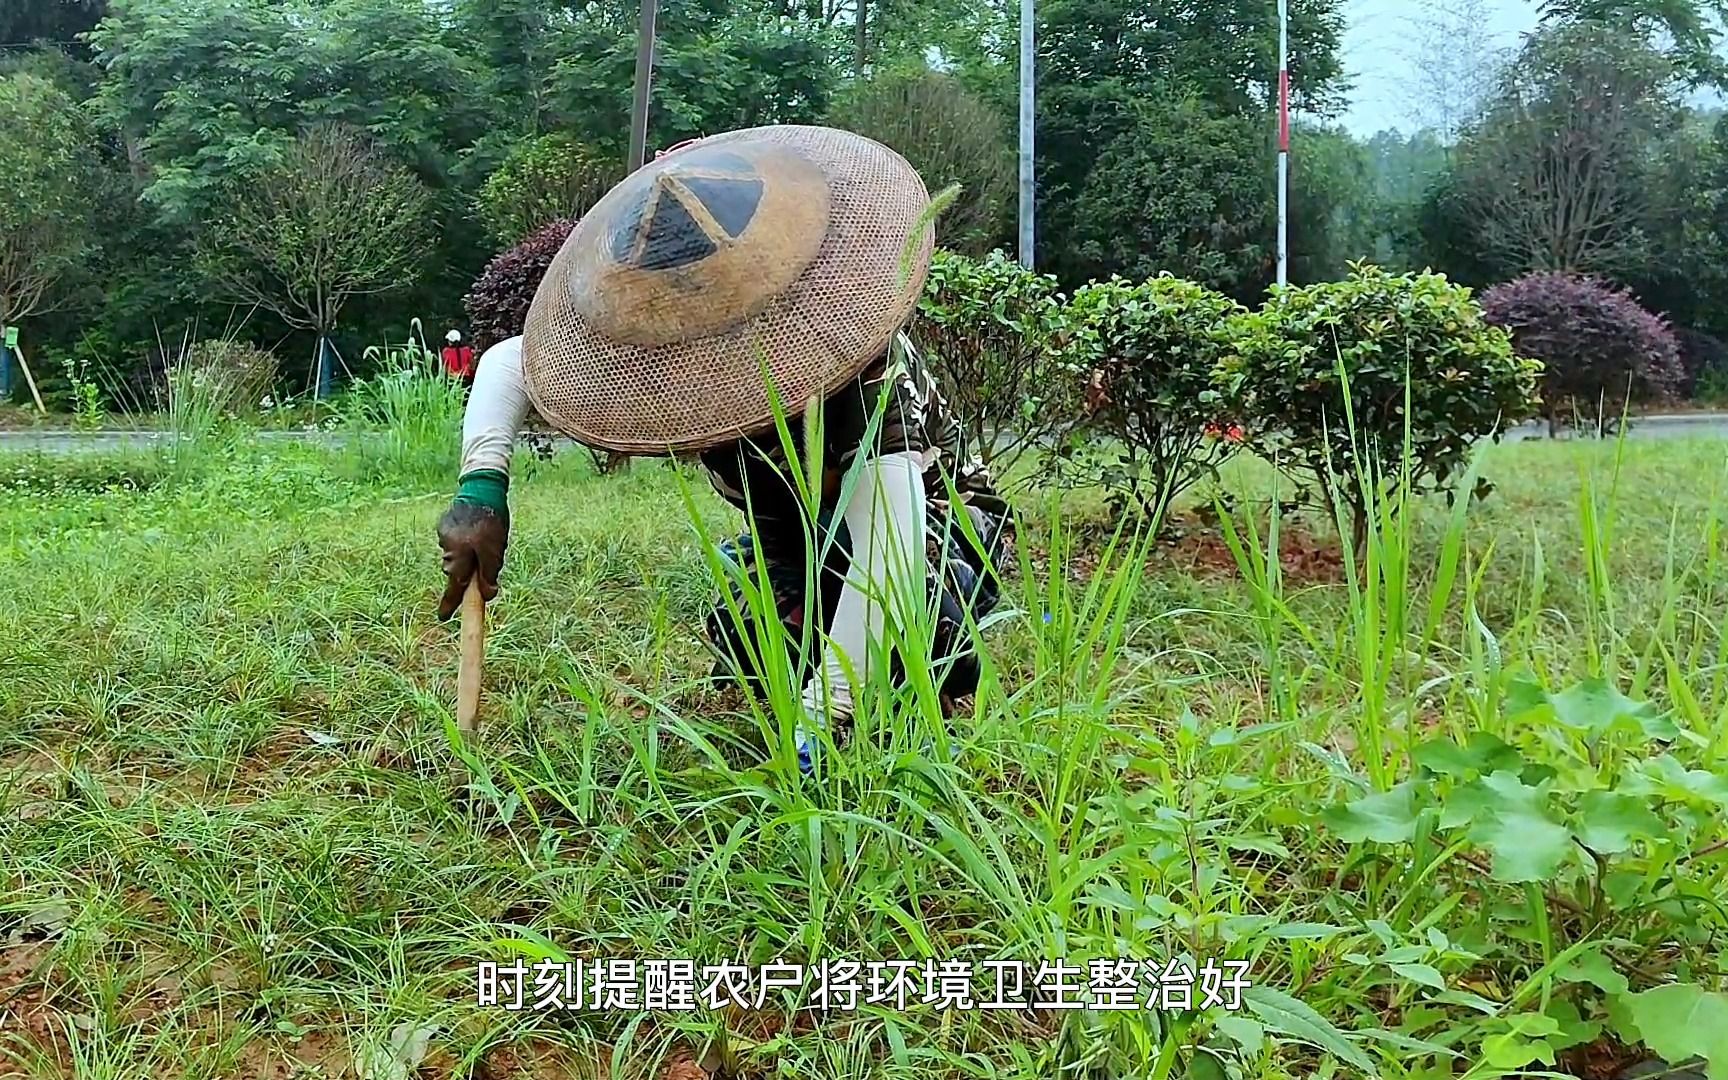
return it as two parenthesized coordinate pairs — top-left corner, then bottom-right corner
(2, 431), (1727, 1080)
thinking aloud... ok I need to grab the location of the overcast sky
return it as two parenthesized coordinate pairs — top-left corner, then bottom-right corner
(1338, 0), (1540, 135)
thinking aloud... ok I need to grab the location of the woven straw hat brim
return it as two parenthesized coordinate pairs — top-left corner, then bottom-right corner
(522, 124), (935, 455)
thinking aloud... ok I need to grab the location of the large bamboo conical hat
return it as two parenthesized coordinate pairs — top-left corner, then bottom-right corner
(521, 124), (935, 455)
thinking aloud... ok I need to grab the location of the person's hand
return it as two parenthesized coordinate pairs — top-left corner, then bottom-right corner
(437, 501), (507, 621)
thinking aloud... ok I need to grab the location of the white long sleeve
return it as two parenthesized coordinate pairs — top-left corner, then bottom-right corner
(801, 450), (928, 720)
(459, 336), (533, 477)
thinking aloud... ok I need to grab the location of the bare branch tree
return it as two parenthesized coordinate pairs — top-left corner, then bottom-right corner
(197, 125), (433, 340)
(0, 73), (97, 336)
(1398, 0), (1511, 144)
(1458, 23), (1682, 275)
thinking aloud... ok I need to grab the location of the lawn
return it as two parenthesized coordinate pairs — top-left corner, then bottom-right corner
(2, 430), (1726, 1080)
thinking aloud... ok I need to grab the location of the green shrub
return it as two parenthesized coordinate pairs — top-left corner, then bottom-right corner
(1050, 275), (1246, 523)
(476, 134), (618, 247)
(1224, 263), (1542, 544)
(910, 250), (1073, 483)
(183, 339), (279, 416)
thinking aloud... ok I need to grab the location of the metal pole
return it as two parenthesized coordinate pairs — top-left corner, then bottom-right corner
(1276, 0), (1290, 287)
(627, 0), (659, 174)
(1017, 0), (1035, 269)
(316, 336), (333, 400)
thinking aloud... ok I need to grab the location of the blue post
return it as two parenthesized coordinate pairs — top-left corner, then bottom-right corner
(0, 345), (12, 402)
(316, 336), (333, 400)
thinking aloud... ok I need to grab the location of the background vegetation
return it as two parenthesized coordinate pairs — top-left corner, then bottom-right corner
(4, 0), (1728, 406)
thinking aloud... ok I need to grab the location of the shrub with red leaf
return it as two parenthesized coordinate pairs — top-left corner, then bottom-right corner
(462, 218), (575, 352)
(1480, 272), (1684, 431)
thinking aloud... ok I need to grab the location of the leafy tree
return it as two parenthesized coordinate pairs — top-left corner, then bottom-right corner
(1289, 123), (1380, 284)
(1480, 271), (1684, 431)
(910, 250), (1073, 479)
(1066, 96), (1272, 297)
(1224, 264), (1541, 546)
(1671, 326), (1728, 400)
(0, 73), (99, 355)
(1453, 22), (1684, 276)
(451, 0), (562, 135)
(89, 0), (480, 223)
(196, 126), (432, 385)
(1037, 0), (1346, 120)
(1035, 0), (1348, 284)
(834, 70), (1014, 254)
(1412, 167), (1501, 288)
(1398, 0), (1509, 141)
(1361, 129), (1451, 271)
(476, 134), (620, 247)
(545, 1), (839, 158)
(1614, 111), (1725, 336)
(863, 0), (1010, 77)
(1364, 130), (1449, 210)
(1538, 0), (1728, 87)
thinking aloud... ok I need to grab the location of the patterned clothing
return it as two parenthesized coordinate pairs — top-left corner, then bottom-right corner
(704, 514), (1003, 700)
(698, 333), (1011, 700)
(697, 333), (1004, 567)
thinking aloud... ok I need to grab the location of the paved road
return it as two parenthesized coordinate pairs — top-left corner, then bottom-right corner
(2, 413), (1727, 455)
(1498, 413), (1728, 442)
(0, 429), (336, 454)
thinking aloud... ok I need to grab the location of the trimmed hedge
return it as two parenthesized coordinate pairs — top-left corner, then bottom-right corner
(1220, 264), (1541, 540)
(1050, 274), (1246, 520)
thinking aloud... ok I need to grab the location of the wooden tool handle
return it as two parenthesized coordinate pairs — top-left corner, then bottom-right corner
(13, 343), (46, 415)
(456, 579), (486, 736)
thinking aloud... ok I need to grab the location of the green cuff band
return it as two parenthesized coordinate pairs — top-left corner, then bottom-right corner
(454, 469), (510, 525)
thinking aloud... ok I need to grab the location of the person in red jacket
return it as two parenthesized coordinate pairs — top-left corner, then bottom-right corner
(441, 330), (477, 382)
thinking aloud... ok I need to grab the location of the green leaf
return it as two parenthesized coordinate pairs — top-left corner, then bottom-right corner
(1390, 963), (1446, 990)
(1466, 770), (1573, 882)
(1359, 1028), (1459, 1057)
(1505, 672), (1549, 717)
(1626, 756), (1728, 806)
(1544, 999), (1603, 1053)
(1244, 985), (1377, 1073)
(1549, 677), (1673, 740)
(1414, 733), (1523, 778)
(1621, 984), (1728, 1080)
(1214, 1015), (1265, 1056)
(1322, 780), (1422, 843)
(1267, 922), (1349, 940)
(1187, 1050), (1228, 1080)
(1438, 776), (1497, 829)
(1556, 949), (1629, 995)
(1482, 1032), (1555, 1069)
(1574, 790), (1667, 854)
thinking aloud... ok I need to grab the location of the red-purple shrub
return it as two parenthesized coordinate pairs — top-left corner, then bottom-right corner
(462, 218), (575, 352)
(1479, 272), (1683, 430)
